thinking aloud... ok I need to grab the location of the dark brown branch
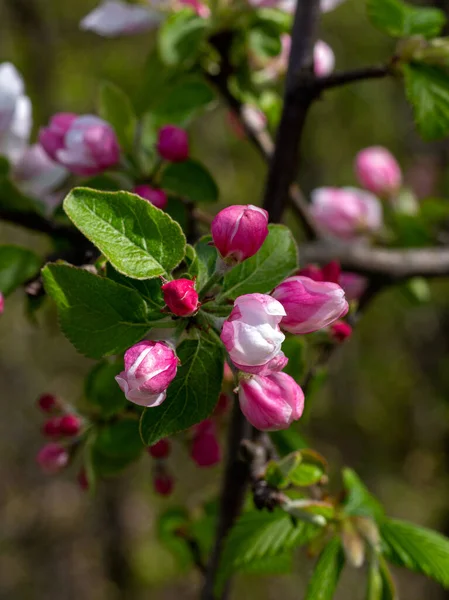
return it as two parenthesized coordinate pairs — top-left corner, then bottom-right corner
(0, 208), (84, 245)
(262, 0), (321, 223)
(301, 240), (449, 279)
(316, 65), (390, 91)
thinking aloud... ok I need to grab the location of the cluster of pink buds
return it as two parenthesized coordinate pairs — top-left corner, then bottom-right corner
(36, 393), (83, 476)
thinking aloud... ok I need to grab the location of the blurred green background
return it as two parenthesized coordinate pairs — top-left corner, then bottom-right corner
(2, 0), (449, 598)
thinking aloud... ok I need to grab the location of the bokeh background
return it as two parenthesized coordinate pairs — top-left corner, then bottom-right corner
(1, 0), (449, 598)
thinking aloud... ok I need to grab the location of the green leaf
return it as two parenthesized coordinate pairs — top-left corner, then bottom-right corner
(367, 0), (445, 38)
(269, 427), (308, 456)
(403, 62), (449, 140)
(42, 264), (151, 359)
(188, 236), (217, 289)
(106, 264), (164, 315)
(379, 556), (398, 600)
(248, 22), (282, 58)
(380, 517), (449, 588)
(63, 187), (186, 279)
(95, 417), (144, 459)
(85, 360), (128, 417)
(305, 538), (345, 600)
(0, 245), (41, 295)
(343, 469), (385, 521)
(140, 329), (224, 445)
(220, 224), (298, 300)
(98, 82), (137, 152)
(158, 10), (208, 67)
(238, 552), (293, 575)
(217, 510), (319, 594)
(160, 160), (219, 204)
(282, 335), (307, 383)
(135, 46), (181, 115)
(151, 75), (216, 126)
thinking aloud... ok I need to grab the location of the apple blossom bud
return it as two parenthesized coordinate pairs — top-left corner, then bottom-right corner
(39, 114), (120, 176)
(115, 341), (179, 407)
(223, 363), (234, 385)
(355, 146), (402, 197)
(59, 414), (82, 437)
(214, 393), (231, 416)
(80, 0), (162, 37)
(297, 265), (324, 281)
(148, 438), (171, 459)
(220, 294), (286, 373)
(42, 417), (62, 438)
(37, 443), (69, 474)
(330, 321), (352, 342)
(177, 0), (210, 18)
(310, 187), (383, 239)
(0, 62), (32, 164)
(339, 272), (367, 301)
(153, 472), (174, 496)
(314, 40), (335, 77)
(37, 393), (60, 413)
(133, 185), (168, 210)
(321, 260), (341, 283)
(211, 205), (269, 264)
(77, 468), (89, 491)
(238, 372), (305, 431)
(161, 278), (199, 317)
(0, 292), (3, 314)
(272, 276), (348, 334)
(191, 420), (221, 467)
(156, 125), (189, 162)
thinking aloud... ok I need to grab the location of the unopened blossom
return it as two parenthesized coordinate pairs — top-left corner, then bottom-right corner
(153, 472), (174, 496)
(330, 321), (352, 342)
(0, 62), (32, 163)
(355, 146), (402, 197)
(239, 372), (304, 431)
(77, 469), (89, 491)
(39, 113), (120, 176)
(59, 414), (82, 437)
(177, 0), (210, 17)
(272, 276), (348, 334)
(133, 185), (168, 210)
(211, 205), (269, 265)
(191, 420), (221, 467)
(115, 341), (179, 407)
(220, 294), (285, 373)
(314, 40), (335, 77)
(339, 272), (367, 301)
(42, 417), (62, 438)
(13, 144), (67, 202)
(37, 443), (69, 474)
(299, 262), (367, 302)
(148, 439), (171, 459)
(156, 125), (189, 162)
(310, 187), (383, 239)
(161, 278), (199, 317)
(80, 0), (162, 37)
(0, 293), (4, 315)
(37, 393), (60, 413)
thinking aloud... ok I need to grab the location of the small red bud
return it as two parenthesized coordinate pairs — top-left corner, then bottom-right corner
(133, 185), (168, 210)
(42, 417), (63, 437)
(156, 125), (189, 162)
(191, 420), (221, 468)
(153, 473), (174, 496)
(59, 414), (82, 436)
(148, 438), (171, 459)
(161, 278), (199, 317)
(37, 443), (69, 474)
(330, 321), (352, 342)
(37, 393), (60, 413)
(213, 393), (231, 417)
(77, 468), (89, 491)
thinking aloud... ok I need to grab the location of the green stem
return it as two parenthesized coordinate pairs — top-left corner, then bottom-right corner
(199, 270), (225, 300)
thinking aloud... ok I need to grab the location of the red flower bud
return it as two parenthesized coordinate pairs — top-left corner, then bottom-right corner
(42, 417), (62, 437)
(37, 393), (60, 413)
(153, 473), (174, 496)
(213, 393), (231, 417)
(148, 438), (171, 459)
(156, 125), (189, 162)
(77, 468), (89, 491)
(37, 443), (69, 474)
(161, 278), (199, 317)
(330, 321), (352, 342)
(191, 420), (221, 468)
(59, 414), (82, 436)
(133, 185), (168, 210)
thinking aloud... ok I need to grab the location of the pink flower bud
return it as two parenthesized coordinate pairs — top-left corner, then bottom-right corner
(133, 185), (168, 210)
(272, 276), (348, 334)
(156, 125), (189, 162)
(148, 438), (171, 459)
(310, 187), (383, 239)
(115, 341), (179, 407)
(37, 393), (60, 413)
(77, 468), (89, 491)
(297, 265), (324, 281)
(321, 260), (341, 284)
(177, 0), (210, 18)
(314, 40), (335, 77)
(220, 294), (286, 373)
(59, 414), (82, 437)
(239, 372), (304, 431)
(153, 472), (174, 496)
(191, 419), (221, 467)
(0, 292), (3, 314)
(211, 205), (269, 264)
(355, 146), (402, 197)
(161, 278), (199, 317)
(37, 443), (69, 474)
(80, 1), (162, 38)
(330, 321), (352, 342)
(339, 272), (367, 301)
(42, 417), (62, 438)
(13, 144), (67, 201)
(39, 114), (120, 176)
(213, 392), (231, 416)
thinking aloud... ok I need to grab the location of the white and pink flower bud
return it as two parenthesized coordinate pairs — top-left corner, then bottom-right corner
(339, 272), (367, 301)
(156, 125), (189, 162)
(355, 146), (402, 197)
(310, 187), (383, 239)
(0, 62), (32, 163)
(211, 205), (269, 265)
(314, 40), (335, 77)
(220, 294), (286, 373)
(39, 114), (120, 176)
(80, 1), (162, 37)
(13, 144), (67, 201)
(239, 372), (304, 431)
(133, 185), (168, 210)
(37, 443), (69, 474)
(190, 419), (221, 467)
(272, 276), (348, 334)
(162, 278), (199, 317)
(115, 341), (179, 407)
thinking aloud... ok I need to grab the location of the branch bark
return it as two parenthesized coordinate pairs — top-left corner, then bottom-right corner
(316, 65), (390, 91)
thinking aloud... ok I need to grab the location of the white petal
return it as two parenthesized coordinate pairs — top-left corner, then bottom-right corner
(80, 1), (163, 37)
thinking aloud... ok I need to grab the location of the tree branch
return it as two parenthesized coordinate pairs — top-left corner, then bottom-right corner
(316, 65), (390, 91)
(262, 0), (321, 223)
(301, 240), (449, 279)
(0, 208), (84, 244)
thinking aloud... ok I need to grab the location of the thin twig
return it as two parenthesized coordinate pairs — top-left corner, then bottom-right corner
(0, 208), (83, 244)
(316, 65), (390, 91)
